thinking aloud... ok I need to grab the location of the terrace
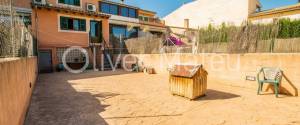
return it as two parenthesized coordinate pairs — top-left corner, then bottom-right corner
(23, 70), (300, 125)
(1, 1), (300, 125)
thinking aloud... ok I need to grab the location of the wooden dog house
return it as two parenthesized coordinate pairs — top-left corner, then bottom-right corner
(168, 65), (208, 100)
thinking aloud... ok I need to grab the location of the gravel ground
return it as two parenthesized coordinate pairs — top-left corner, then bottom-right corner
(25, 70), (300, 125)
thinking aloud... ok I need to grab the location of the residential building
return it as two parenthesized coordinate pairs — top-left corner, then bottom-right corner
(31, 0), (111, 72)
(163, 0), (261, 28)
(98, 0), (166, 48)
(14, 0), (32, 26)
(0, 0), (32, 26)
(30, 0), (165, 72)
(249, 3), (300, 24)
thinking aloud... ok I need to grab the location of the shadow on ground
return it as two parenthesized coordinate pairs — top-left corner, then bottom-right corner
(196, 89), (240, 101)
(25, 70), (134, 125)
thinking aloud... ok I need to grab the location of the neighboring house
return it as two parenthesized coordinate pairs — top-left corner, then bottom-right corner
(30, 0), (165, 72)
(14, 0), (32, 26)
(163, 0), (261, 28)
(249, 3), (300, 24)
(0, 0), (32, 26)
(138, 9), (166, 36)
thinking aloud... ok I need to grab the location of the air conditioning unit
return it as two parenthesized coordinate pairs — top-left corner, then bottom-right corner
(87, 4), (96, 12)
(33, 0), (46, 5)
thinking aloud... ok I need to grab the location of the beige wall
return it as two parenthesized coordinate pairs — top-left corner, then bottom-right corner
(164, 0), (259, 28)
(0, 57), (37, 125)
(124, 53), (300, 96)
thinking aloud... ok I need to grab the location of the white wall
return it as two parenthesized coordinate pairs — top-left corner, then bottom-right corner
(163, 0), (255, 28)
(252, 14), (300, 24)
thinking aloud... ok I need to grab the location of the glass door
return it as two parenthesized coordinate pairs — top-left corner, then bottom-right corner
(110, 25), (126, 53)
(90, 21), (102, 44)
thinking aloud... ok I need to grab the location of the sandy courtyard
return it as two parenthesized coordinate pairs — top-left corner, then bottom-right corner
(25, 70), (300, 125)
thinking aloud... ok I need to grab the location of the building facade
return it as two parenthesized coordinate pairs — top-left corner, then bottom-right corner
(163, 0), (261, 28)
(32, 0), (111, 72)
(98, 0), (165, 49)
(249, 3), (300, 24)
(30, 0), (165, 72)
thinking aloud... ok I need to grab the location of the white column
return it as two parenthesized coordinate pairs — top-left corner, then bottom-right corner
(93, 46), (99, 71)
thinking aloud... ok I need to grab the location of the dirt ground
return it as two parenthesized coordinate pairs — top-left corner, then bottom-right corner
(25, 70), (300, 125)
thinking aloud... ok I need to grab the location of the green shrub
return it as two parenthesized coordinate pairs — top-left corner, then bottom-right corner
(198, 23), (229, 43)
(277, 18), (300, 39)
(198, 19), (300, 43)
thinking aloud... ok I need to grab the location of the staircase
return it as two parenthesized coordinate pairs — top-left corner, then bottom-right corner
(103, 49), (113, 70)
(102, 38), (115, 71)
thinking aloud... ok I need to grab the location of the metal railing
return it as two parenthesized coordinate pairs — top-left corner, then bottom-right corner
(139, 17), (164, 26)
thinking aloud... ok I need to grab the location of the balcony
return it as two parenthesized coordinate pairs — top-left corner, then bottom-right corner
(139, 17), (165, 27)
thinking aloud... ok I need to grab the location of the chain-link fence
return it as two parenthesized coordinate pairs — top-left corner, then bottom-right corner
(0, 0), (35, 58)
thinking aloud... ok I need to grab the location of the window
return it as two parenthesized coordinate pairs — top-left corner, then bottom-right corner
(139, 16), (143, 20)
(60, 16), (86, 31)
(100, 2), (119, 15)
(57, 48), (86, 63)
(58, 0), (80, 6)
(128, 8), (136, 18)
(101, 3), (110, 14)
(138, 16), (150, 22)
(121, 7), (129, 17)
(144, 17), (149, 22)
(90, 21), (103, 43)
(109, 25), (139, 52)
(127, 28), (138, 38)
(99, 2), (138, 18)
(110, 25), (138, 39)
(110, 5), (118, 15)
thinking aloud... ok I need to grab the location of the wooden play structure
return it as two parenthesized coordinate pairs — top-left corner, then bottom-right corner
(168, 65), (208, 100)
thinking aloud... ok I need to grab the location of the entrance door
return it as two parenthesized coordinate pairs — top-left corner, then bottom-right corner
(90, 21), (102, 44)
(38, 50), (53, 73)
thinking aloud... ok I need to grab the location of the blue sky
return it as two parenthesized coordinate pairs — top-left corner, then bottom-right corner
(111, 0), (299, 18)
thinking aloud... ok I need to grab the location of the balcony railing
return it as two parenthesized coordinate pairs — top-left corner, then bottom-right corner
(139, 17), (165, 26)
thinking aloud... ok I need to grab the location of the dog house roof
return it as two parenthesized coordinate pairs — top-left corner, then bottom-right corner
(168, 65), (202, 78)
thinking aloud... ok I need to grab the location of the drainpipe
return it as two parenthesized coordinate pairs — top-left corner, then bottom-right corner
(93, 46), (98, 71)
(10, 0), (14, 56)
(34, 6), (40, 73)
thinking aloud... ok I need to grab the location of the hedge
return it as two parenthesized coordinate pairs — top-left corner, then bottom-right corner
(198, 19), (300, 43)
